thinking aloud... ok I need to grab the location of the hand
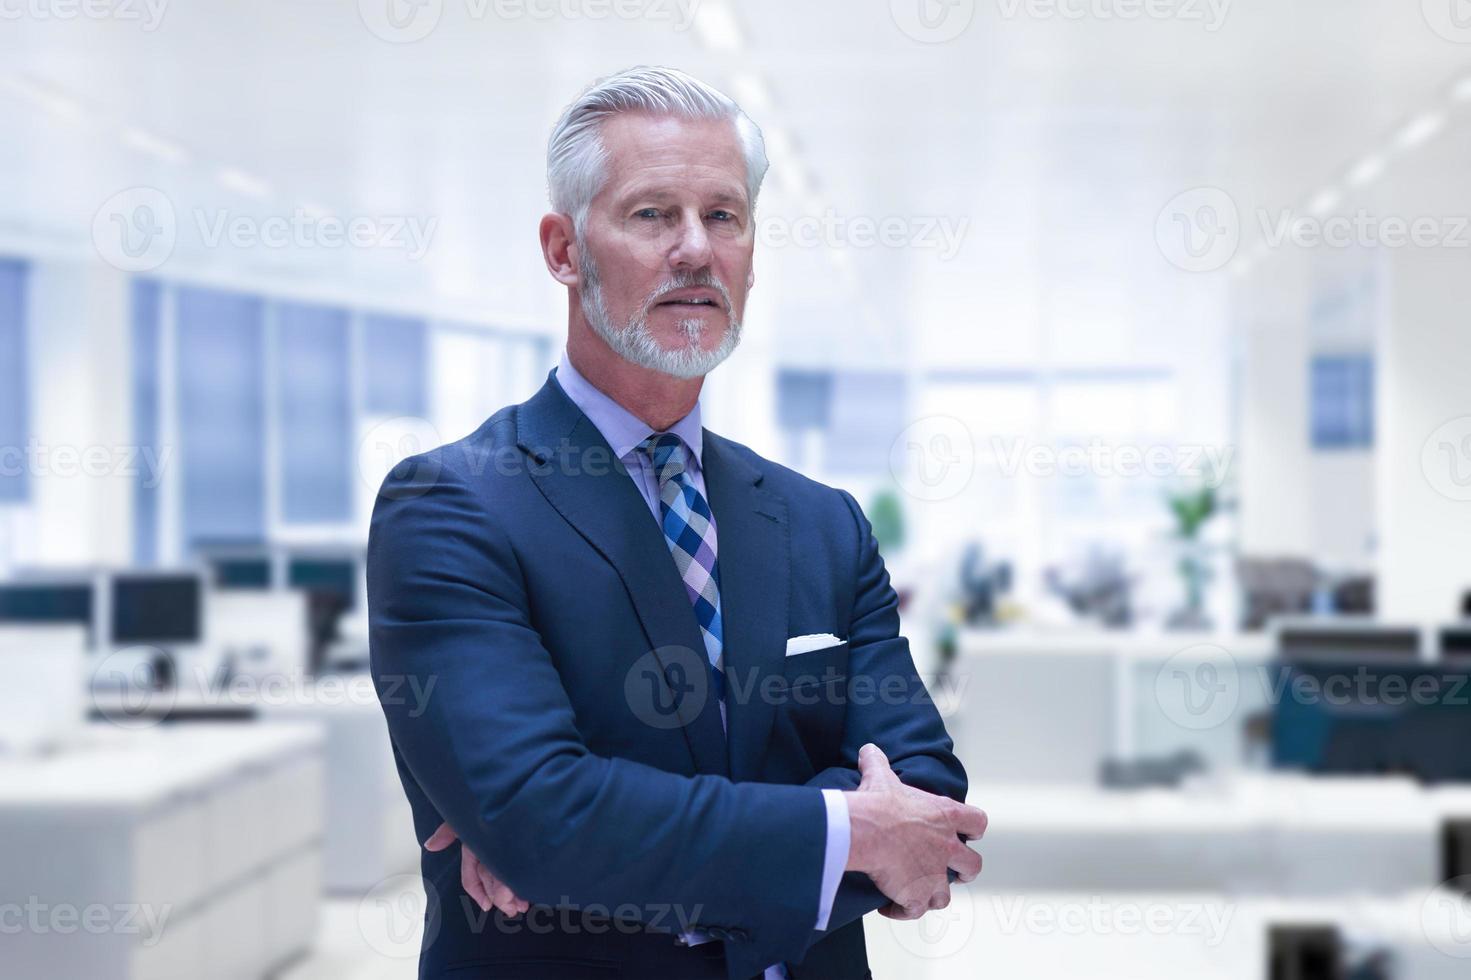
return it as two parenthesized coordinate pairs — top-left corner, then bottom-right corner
(424, 821), (530, 918)
(843, 743), (986, 920)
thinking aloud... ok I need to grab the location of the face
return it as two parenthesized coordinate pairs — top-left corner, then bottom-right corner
(574, 112), (755, 378)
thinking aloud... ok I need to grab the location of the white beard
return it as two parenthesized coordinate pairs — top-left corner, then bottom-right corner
(577, 236), (743, 380)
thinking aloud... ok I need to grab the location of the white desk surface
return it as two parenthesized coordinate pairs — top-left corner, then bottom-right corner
(973, 773), (1443, 834)
(956, 628), (1275, 660)
(869, 889), (1464, 980)
(0, 722), (324, 809)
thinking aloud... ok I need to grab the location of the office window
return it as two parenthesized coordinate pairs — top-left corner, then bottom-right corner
(825, 371), (907, 475)
(363, 314), (428, 416)
(1311, 355), (1374, 450)
(176, 287), (267, 549)
(0, 259), (28, 503)
(275, 302), (353, 523)
(131, 279), (162, 564)
(776, 370), (833, 430)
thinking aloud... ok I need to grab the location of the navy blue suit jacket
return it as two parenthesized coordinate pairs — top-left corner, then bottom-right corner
(368, 369), (967, 979)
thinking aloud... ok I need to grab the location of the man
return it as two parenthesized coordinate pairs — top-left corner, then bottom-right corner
(368, 66), (984, 980)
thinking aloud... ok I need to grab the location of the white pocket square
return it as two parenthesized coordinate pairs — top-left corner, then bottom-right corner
(784, 633), (845, 657)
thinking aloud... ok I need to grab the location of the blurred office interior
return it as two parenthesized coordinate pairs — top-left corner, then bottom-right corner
(3, 1), (1471, 977)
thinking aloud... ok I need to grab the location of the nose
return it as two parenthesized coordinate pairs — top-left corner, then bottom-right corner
(667, 208), (714, 271)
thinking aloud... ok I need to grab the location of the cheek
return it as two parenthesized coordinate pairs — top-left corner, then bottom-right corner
(714, 245), (754, 299)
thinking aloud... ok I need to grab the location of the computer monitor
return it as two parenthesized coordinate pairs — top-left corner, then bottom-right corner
(1277, 621), (1421, 660)
(0, 581), (96, 647)
(1271, 658), (1471, 782)
(285, 555), (360, 674)
(209, 555), (273, 590)
(1441, 626), (1471, 662)
(110, 573), (203, 647)
(286, 556), (358, 609)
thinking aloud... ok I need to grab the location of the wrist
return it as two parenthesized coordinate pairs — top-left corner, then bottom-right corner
(842, 791), (883, 872)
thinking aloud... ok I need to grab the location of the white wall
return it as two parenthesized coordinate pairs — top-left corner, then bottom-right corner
(21, 259), (134, 569)
(1236, 253), (1314, 557)
(1378, 241), (1471, 620)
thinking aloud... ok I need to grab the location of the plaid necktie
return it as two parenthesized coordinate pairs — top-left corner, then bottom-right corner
(638, 432), (726, 711)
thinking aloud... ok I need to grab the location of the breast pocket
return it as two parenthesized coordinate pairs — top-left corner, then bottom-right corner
(775, 640), (850, 765)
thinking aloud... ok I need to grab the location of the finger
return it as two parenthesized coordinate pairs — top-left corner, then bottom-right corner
(948, 840), (983, 883)
(461, 850), (491, 911)
(878, 903), (907, 920)
(949, 802), (989, 841)
(929, 888), (952, 911)
(857, 743), (900, 790)
(478, 866), (505, 911)
(424, 821), (458, 852)
(490, 880), (523, 918)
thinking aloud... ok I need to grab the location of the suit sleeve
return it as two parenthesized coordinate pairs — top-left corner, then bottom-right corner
(796, 488), (971, 949)
(367, 452), (829, 968)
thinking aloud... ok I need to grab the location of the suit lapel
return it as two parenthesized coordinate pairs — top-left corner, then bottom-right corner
(701, 431), (790, 783)
(515, 371), (729, 777)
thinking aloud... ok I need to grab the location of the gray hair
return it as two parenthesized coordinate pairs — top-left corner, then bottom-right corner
(546, 65), (768, 230)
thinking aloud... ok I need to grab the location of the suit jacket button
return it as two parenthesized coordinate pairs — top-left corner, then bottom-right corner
(730, 928), (750, 943)
(708, 926), (730, 940)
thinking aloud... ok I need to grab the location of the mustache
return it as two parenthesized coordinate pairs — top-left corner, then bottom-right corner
(644, 270), (733, 310)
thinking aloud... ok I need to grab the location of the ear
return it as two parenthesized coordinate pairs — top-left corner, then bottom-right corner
(540, 212), (580, 287)
(746, 259), (755, 292)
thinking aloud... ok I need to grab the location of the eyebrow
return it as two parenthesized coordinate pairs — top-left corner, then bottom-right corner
(614, 185), (749, 212)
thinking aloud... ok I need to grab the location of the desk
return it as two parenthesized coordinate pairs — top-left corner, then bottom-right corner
(0, 723), (325, 980)
(868, 890), (1471, 979)
(261, 675), (420, 893)
(950, 630), (1275, 785)
(972, 774), (1446, 896)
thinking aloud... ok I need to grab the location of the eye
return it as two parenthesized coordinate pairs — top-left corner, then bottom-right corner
(708, 210), (736, 223)
(633, 207), (661, 220)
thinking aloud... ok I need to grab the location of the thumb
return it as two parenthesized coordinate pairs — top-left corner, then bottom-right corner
(423, 821), (459, 852)
(857, 743), (897, 790)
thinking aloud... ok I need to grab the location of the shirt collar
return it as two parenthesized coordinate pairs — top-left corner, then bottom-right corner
(555, 349), (704, 469)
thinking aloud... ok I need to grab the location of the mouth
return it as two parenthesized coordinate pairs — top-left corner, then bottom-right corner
(652, 288), (724, 311)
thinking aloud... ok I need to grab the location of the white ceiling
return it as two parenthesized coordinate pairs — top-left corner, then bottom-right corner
(2, 0), (1470, 368)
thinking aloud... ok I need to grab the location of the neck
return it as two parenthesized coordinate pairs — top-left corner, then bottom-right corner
(566, 317), (703, 432)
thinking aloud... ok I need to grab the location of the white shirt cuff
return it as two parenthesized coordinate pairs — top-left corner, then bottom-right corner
(815, 788), (850, 932)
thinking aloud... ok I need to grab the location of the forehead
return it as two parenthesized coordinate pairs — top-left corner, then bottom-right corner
(596, 112), (748, 203)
